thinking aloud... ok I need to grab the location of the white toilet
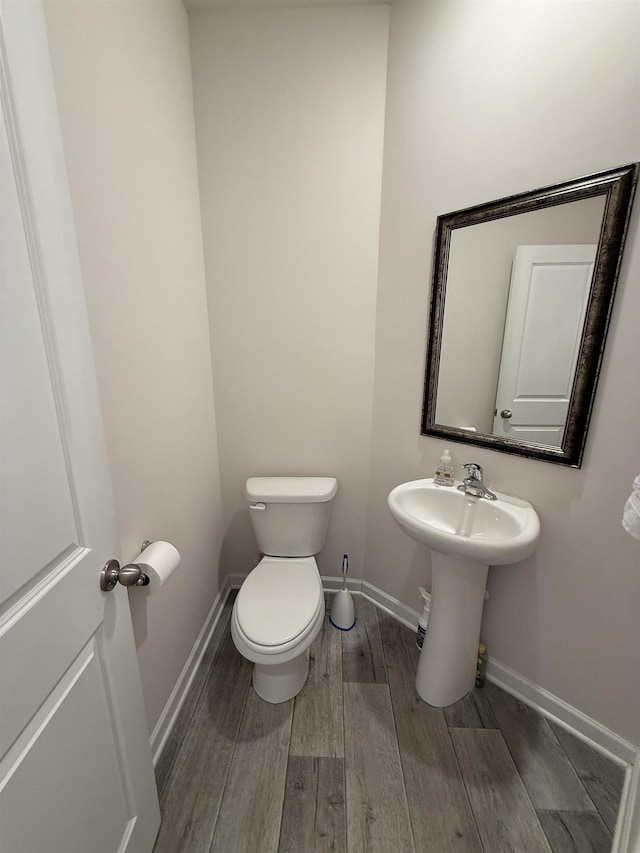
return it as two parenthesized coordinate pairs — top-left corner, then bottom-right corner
(231, 476), (338, 704)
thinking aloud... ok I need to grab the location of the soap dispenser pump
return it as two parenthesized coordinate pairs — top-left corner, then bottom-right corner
(434, 448), (454, 486)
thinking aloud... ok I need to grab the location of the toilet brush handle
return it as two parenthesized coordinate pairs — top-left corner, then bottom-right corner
(341, 554), (348, 590)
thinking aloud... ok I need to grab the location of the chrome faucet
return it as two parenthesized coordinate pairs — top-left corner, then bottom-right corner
(457, 463), (497, 501)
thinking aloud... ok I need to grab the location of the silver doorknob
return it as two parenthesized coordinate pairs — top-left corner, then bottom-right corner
(100, 558), (150, 592)
(500, 409), (513, 419)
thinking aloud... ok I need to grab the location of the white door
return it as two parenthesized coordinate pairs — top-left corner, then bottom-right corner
(0, 3), (160, 851)
(492, 244), (596, 446)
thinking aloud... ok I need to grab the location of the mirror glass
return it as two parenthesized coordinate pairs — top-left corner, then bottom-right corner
(422, 165), (638, 467)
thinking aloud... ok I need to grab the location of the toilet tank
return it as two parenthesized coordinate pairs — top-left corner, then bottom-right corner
(246, 477), (338, 557)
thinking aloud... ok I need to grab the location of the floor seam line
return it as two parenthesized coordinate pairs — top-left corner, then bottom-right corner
(381, 643), (419, 852)
(488, 727), (554, 853)
(205, 665), (252, 853)
(546, 722), (605, 820)
(274, 700), (295, 853)
(447, 715), (488, 853)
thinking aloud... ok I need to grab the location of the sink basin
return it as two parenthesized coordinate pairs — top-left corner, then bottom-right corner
(388, 477), (540, 707)
(388, 478), (540, 565)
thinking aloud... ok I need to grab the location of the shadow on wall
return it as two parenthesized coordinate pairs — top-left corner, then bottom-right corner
(220, 509), (258, 580)
(404, 543), (433, 606)
(129, 585), (149, 649)
(483, 553), (542, 668)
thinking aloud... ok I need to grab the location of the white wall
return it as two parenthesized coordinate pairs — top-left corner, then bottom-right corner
(366, 0), (640, 744)
(44, 0), (224, 733)
(189, 6), (389, 581)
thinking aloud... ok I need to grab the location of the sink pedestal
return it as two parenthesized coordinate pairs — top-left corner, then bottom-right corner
(416, 551), (488, 707)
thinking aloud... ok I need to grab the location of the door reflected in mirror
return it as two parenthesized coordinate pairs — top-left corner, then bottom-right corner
(422, 165), (638, 467)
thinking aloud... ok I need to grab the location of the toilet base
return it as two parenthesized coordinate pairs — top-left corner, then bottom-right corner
(252, 648), (310, 704)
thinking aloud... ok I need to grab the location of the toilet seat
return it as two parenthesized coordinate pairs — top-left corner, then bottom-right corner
(236, 557), (322, 647)
(232, 556), (324, 664)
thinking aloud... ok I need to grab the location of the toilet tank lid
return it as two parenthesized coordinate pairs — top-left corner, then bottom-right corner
(246, 477), (337, 503)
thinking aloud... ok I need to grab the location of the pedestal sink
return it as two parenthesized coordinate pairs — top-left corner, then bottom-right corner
(388, 478), (540, 707)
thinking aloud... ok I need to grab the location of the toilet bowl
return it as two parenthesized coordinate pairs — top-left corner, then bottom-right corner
(232, 556), (324, 703)
(231, 476), (337, 703)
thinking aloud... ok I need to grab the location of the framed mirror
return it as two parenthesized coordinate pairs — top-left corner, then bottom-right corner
(421, 164), (638, 467)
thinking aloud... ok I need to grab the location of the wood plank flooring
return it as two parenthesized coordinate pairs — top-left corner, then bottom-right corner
(279, 756), (346, 853)
(378, 611), (482, 853)
(210, 689), (293, 852)
(290, 594), (344, 759)
(483, 682), (596, 812)
(155, 592), (625, 853)
(451, 728), (552, 853)
(344, 681), (415, 852)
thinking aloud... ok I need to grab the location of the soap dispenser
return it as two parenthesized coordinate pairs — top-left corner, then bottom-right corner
(434, 448), (454, 486)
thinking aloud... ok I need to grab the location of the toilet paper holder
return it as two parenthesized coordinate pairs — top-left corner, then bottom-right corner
(100, 540), (153, 592)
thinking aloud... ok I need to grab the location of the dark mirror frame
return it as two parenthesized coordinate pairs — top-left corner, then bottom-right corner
(421, 163), (638, 467)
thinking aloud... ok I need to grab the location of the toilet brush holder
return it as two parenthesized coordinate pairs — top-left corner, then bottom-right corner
(330, 588), (355, 631)
(330, 554), (355, 631)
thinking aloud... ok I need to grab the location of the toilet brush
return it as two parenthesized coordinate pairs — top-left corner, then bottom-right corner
(330, 554), (356, 631)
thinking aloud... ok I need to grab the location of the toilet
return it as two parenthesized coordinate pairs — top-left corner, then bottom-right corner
(231, 476), (338, 704)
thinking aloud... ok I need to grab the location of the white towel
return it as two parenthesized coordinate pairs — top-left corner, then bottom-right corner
(622, 474), (640, 541)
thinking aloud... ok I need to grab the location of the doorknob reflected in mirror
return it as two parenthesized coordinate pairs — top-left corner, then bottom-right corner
(500, 409), (513, 419)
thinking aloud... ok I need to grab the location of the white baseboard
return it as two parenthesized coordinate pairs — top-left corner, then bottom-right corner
(361, 580), (424, 631)
(613, 756), (640, 853)
(150, 576), (231, 766)
(486, 656), (636, 767)
(486, 657), (640, 852)
(320, 574), (362, 594)
(152, 572), (639, 852)
(321, 575), (426, 633)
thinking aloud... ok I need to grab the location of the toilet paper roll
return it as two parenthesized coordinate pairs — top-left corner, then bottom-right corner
(133, 541), (181, 592)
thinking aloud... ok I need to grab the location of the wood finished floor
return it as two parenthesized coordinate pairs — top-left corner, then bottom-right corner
(154, 592), (624, 853)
